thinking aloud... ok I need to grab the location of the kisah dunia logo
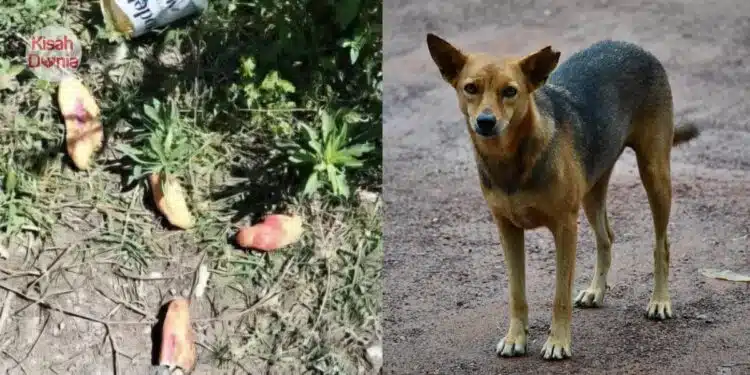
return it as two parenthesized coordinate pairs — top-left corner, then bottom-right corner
(25, 25), (82, 82)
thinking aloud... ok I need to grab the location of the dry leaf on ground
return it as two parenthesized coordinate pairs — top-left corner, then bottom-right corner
(700, 268), (750, 282)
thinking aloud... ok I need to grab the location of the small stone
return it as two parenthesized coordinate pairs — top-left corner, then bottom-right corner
(543, 9), (552, 16)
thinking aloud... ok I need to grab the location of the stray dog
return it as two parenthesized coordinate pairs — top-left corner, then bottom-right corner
(425, 34), (699, 360)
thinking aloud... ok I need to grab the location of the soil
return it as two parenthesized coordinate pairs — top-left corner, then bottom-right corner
(383, 1), (750, 374)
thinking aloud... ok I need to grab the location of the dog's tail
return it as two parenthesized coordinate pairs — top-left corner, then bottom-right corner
(673, 123), (700, 146)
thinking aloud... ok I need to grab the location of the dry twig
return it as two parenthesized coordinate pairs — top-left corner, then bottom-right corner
(0, 292), (14, 334)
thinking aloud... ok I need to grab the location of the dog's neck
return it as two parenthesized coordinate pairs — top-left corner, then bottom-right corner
(474, 94), (553, 195)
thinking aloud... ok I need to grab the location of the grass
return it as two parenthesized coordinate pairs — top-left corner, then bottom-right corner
(0, 0), (382, 374)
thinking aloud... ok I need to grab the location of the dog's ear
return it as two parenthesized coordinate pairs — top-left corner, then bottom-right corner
(426, 33), (467, 85)
(519, 46), (561, 91)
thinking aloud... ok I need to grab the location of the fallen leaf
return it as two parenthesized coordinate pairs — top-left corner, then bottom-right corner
(700, 268), (750, 282)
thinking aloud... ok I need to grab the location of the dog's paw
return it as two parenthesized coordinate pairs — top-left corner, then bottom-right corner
(574, 287), (605, 308)
(646, 298), (673, 320)
(495, 332), (527, 357)
(540, 334), (572, 360)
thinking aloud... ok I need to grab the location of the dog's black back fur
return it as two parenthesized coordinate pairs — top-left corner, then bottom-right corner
(535, 40), (672, 184)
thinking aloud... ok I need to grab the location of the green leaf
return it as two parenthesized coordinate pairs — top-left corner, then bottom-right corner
(260, 71), (295, 93)
(302, 172), (319, 196)
(169, 100), (180, 124)
(340, 142), (374, 158)
(241, 57), (256, 78)
(8, 65), (24, 77)
(349, 46), (360, 64)
(323, 131), (336, 160)
(329, 153), (361, 168)
(307, 139), (323, 156)
(172, 142), (190, 163)
(294, 150), (317, 164)
(342, 159), (364, 168)
(276, 78), (295, 93)
(329, 167), (349, 197)
(260, 71), (279, 90)
(149, 134), (164, 158)
(299, 122), (318, 142)
(7, 204), (17, 228)
(332, 121), (349, 151)
(276, 141), (299, 150)
(117, 144), (150, 165)
(163, 126), (174, 153)
(326, 163), (337, 189)
(24, 0), (40, 11)
(320, 110), (334, 139)
(4, 169), (16, 194)
(143, 103), (161, 125)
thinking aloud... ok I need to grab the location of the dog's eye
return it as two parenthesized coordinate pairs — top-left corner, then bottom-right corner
(501, 86), (518, 98)
(463, 83), (478, 95)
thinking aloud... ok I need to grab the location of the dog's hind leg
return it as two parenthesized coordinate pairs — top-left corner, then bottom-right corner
(632, 111), (675, 320)
(493, 214), (529, 357)
(575, 167), (615, 308)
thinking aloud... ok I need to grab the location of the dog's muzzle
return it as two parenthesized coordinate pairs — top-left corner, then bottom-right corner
(474, 112), (500, 137)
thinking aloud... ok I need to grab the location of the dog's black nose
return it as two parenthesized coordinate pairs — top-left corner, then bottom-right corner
(476, 112), (497, 133)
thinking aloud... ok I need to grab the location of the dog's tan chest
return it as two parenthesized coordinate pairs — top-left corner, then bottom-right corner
(483, 190), (551, 229)
(505, 206), (549, 229)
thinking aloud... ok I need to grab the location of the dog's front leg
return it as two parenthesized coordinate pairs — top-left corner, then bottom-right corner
(542, 213), (578, 360)
(493, 213), (528, 357)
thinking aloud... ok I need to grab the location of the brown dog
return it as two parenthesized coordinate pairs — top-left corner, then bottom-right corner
(425, 34), (699, 360)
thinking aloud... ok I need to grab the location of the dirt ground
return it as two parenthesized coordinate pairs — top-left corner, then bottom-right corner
(383, 0), (750, 374)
